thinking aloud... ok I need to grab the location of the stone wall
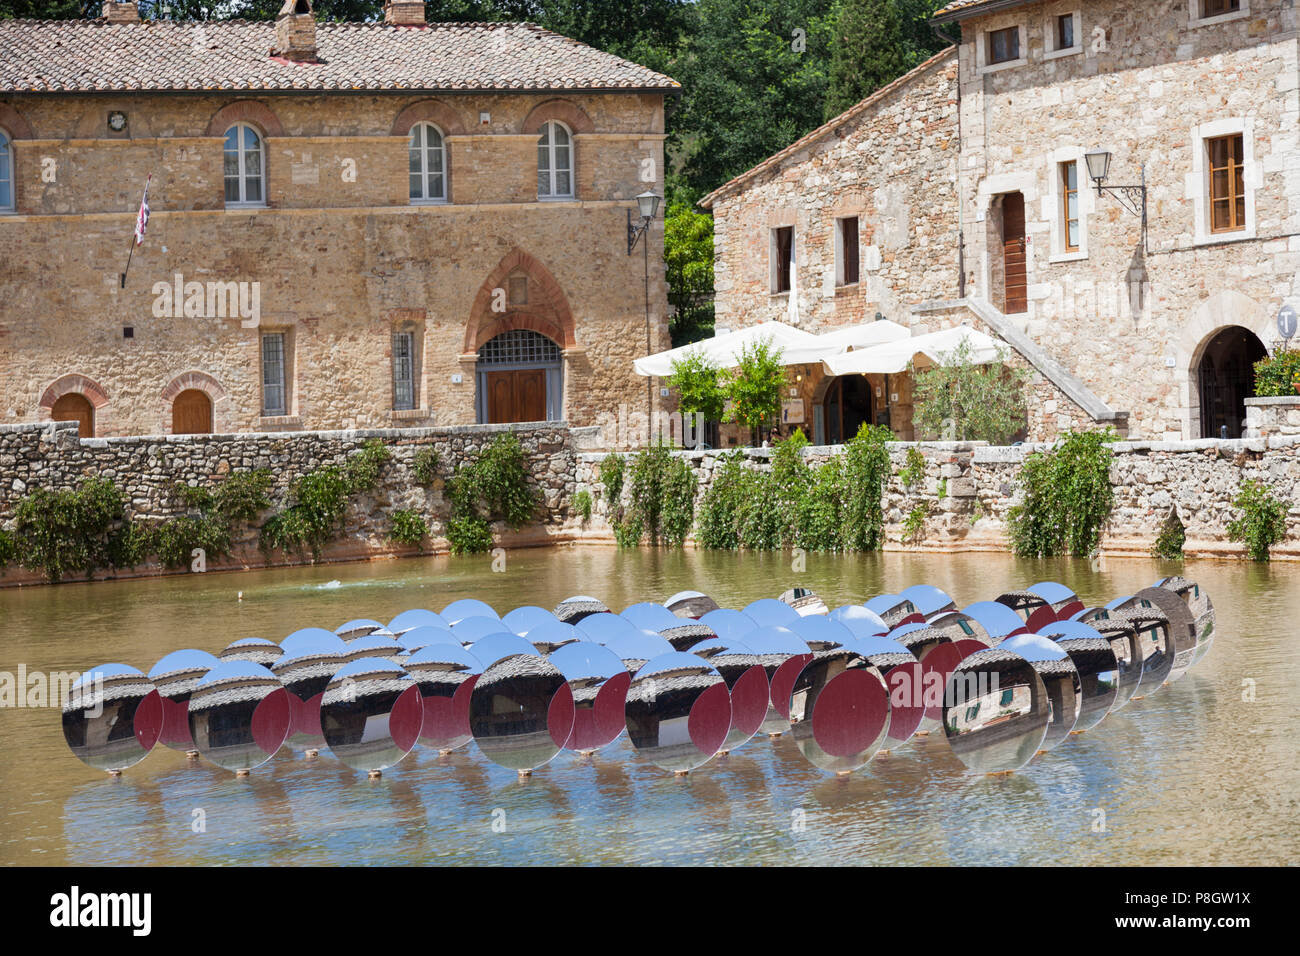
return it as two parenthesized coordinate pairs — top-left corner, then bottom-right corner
(0, 90), (670, 435)
(574, 436), (1300, 559)
(1245, 396), (1300, 437)
(0, 420), (600, 585)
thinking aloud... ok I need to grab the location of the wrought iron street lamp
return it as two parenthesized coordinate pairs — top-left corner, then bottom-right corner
(1084, 149), (1148, 254)
(628, 191), (662, 440)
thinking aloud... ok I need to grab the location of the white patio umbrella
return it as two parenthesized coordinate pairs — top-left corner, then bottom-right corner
(633, 321), (820, 377)
(781, 320), (911, 365)
(821, 325), (1005, 377)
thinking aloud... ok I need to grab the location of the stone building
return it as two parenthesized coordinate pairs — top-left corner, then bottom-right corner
(0, 2), (675, 438)
(703, 0), (1299, 442)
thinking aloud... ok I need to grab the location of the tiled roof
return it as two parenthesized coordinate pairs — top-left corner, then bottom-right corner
(0, 19), (680, 94)
(932, 0), (1034, 22)
(698, 46), (955, 209)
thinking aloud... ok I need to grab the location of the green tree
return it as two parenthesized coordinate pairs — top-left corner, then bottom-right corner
(824, 0), (908, 120)
(727, 337), (786, 444)
(912, 340), (1030, 444)
(668, 349), (728, 425)
(664, 199), (715, 345)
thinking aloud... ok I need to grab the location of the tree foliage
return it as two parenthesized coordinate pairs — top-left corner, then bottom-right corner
(668, 349), (728, 423)
(727, 337), (786, 440)
(1007, 430), (1117, 558)
(824, 0), (908, 119)
(912, 341), (1030, 445)
(664, 198), (715, 345)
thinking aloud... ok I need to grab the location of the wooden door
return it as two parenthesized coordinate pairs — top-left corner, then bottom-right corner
(173, 389), (213, 434)
(485, 369), (549, 424)
(1002, 192), (1028, 314)
(51, 393), (94, 438)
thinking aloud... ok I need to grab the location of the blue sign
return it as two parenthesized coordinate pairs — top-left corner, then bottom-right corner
(1279, 304), (1297, 340)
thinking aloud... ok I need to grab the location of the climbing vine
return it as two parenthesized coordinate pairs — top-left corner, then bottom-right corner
(898, 446), (926, 488)
(1008, 429), (1117, 558)
(1152, 508), (1186, 560)
(389, 509), (428, 547)
(261, 440), (391, 558)
(616, 440), (698, 548)
(444, 433), (539, 555)
(411, 447), (441, 486)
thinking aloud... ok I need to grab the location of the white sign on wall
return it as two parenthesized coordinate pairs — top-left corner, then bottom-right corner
(781, 399), (805, 424)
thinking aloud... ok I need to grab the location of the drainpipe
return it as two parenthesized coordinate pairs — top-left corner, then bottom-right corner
(932, 20), (966, 299)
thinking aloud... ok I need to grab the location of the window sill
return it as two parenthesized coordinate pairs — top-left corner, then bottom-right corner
(391, 407), (431, 421)
(1190, 9), (1249, 29)
(409, 198), (449, 206)
(834, 282), (861, 293)
(1194, 226), (1255, 247)
(1048, 249), (1089, 263)
(225, 203), (268, 211)
(257, 415), (301, 430)
(538, 195), (577, 203)
(1043, 45), (1083, 61)
(978, 57), (1027, 75)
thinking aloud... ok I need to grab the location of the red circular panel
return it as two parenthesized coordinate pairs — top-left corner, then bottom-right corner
(770, 653), (813, 719)
(811, 670), (889, 758)
(883, 660), (925, 743)
(389, 684), (425, 753)
(133, 689), (163, 751)
(687, 681), (731, 757)
(1026, 605), (1059, 632)
(158, 696), (193, 749)
(250, 687), (292, 756)
(729, 665), (769, 738)
(919, 643), (966, 721)
(547, 681), (576, 748)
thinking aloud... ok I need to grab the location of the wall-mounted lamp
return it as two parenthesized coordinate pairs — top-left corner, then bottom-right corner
(1084, 149), (1148, 254)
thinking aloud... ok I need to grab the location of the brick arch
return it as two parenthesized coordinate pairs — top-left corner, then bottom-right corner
(205, 100), (284, 138)
(521, 99), (594, 136)
(465, 248), (576, 352)
(391, 99), (467, 137)
(161, 370), (228, 404)
(39, 373), (109, 410)
(0, 103), (34, 140)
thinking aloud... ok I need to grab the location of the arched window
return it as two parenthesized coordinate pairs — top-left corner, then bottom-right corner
(0, 129), (12, 212)
(537, 121), (573, 199)
(408, 122), (446, 203)
(224, 123), (265, 207)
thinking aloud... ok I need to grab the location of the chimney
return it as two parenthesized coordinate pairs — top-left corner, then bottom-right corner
(384, 1), (426, 26)
(272, 0), (319, 63)
(102, 1), (140, 22)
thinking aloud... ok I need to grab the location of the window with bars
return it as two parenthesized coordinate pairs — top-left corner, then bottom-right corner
(537, 121), (573, 199)
(477, 329), (562, 366)
(1061, 160), (1080, 251)
(224, 123), (264, 207)
(1054, 13), (1075, 50)
(1208, 133), (1245, 233)
(408, 122), (446, 202)
(261, 332), (287, 416)
(837, 217), (860, 286)
(392, 331), (416, 410)
(987, 26), (1020, 64)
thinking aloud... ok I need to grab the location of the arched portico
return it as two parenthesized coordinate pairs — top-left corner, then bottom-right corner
(1177, 290), (1276, 438)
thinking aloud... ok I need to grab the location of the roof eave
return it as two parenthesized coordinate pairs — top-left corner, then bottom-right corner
(2, 84), (681, 97)
(931, 0), (1038, 26)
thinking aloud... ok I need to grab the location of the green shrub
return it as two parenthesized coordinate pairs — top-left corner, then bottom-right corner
(1152, 508), (1186, 560)
(106, 520), (156, 570)
(573, 489), (593, 522)
(262, 442), (391, 557)
(1227, 479), (1289, 561)
(1253, 348), (1300, 397)
(412, 447), (441, 486)
(617, 440), (698, 548)
(695, 452), (748, 550)
(599, 454), (625, 508)
(212, 469), (274, 523)
(902, 503), (930, 545)
(446, 514), (493, 555)
(12, 477), (126, 582)
(839, 423), (892, 552)
(727, 338), (786, 442)
(1008, 430), (1117, 558)
(795, 455), (845, 551)
(0, 528), (19, 568)
(899, 446), (926, 488)
(389, 509), (428, 547)
(154, 514), (231, 569)
(912, 340), (1029, 444)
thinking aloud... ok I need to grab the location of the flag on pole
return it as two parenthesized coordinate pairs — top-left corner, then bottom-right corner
(133, 174), (151, 246)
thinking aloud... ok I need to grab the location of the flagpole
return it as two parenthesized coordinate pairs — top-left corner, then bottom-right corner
(121, 173), (151, 288)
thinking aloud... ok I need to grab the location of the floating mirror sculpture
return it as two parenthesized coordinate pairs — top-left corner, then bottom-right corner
(63, 664), (162, 774)
(187, 661), (291, 773)
(406, 643), (483, 754)
(66, 579), (1218, 779)
(788, 647), (891, 774)
(550, 642), (630, 754)
(320, 658), (423, 775)
(942, 648), (1050, 773)
(148, 649), (221, 754)
(469, 653), (574, 774)
(625, 652), (731, 773)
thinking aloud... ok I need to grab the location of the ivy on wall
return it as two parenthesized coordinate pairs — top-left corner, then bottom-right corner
(444, 433), (539, 555)
(1008, 430), (1117, 558)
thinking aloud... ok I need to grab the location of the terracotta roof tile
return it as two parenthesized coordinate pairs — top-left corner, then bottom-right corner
(0, 19), (680, 94)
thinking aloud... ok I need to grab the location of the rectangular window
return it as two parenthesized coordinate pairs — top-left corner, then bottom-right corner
(392, 331), (416, 411)
(1061, 160), (1079, 251)
(1207, 133), (1245, 233)
(1055, 13), (1074, 50)
(837, 216), (860, 286)
(772, 226), (794, 294)
(261, 333), (287, 416)
(1, 138), (14, 211)
(987, 26), (1020, 64)
(1202, 0), (1240, 17)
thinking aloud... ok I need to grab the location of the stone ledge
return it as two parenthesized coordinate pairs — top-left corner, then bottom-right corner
(1244, 396), (1300, 406)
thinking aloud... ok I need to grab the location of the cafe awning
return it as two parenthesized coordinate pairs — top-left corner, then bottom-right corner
(821, 325), (1005, 376)
(633, 320), (911, 377)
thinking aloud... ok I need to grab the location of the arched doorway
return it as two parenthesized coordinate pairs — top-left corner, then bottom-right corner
(476, 330), (563, 423)
(821, 375), (874, 445)
(172, 389), (213, 434)
(1196, 327), (1267, 438)
(51, 393), (94, 437)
